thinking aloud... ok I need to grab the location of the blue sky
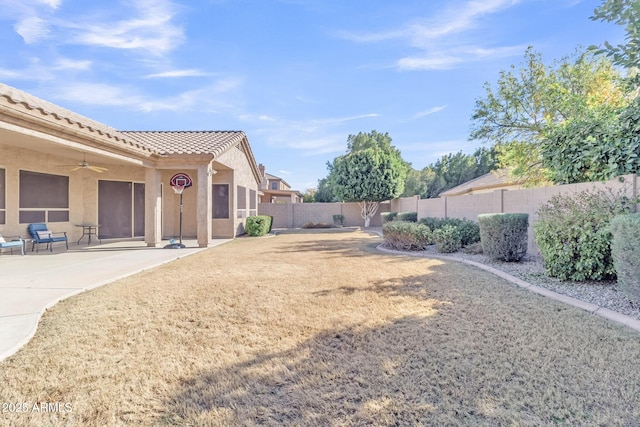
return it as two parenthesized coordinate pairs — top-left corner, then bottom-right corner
(0, 0), (625, 191)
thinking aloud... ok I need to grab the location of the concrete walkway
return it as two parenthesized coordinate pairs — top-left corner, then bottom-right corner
(0, 239), (229, 362)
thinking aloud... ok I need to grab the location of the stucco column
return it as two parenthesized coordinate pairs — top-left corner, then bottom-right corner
(197, 164), (213, 247)
(144, 168), (162, 247)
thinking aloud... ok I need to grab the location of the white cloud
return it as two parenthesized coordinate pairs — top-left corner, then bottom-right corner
(6, 0), (184, 54)
(52, 82), (145, 107)
(70, 1), (184, 54)
(53, 58), (92, 71)
(145, 69), (208, 78)
(15, 16), (50, 43)
(339, 0), (523, 71)
(37, 0), (61, 8)
(398, 55), (462, 71)
(278, 170), (292, 175)
(412, 105), (447, 119)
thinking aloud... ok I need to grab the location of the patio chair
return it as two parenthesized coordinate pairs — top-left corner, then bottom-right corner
(0, 235), (25, 255)
(28, 223), (68, 253)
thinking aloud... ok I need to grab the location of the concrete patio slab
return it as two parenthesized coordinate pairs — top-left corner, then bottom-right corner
(0, 238), (230, 362)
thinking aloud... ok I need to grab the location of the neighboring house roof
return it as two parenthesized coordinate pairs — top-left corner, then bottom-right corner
(439, 169), (523, 197)
(0, 83), (153, 156)
(265, 172), (292, 189)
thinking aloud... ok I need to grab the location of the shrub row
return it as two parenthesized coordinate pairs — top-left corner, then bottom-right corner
(381, 211), (417, 224)
(382, 221), (431, 251)
(534, 188), (632, 281)
(610, 213), (640, 300)
(246, 215), (273, 236)
(478, 213), (529, 262)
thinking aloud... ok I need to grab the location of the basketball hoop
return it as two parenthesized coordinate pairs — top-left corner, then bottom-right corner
(165, 172), (192, 250)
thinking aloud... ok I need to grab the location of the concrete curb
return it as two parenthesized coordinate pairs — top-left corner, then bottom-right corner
(375, 243), (640, 334)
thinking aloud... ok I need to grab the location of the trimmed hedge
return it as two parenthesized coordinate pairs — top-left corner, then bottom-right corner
(610, 213), (640, 300)
(432, 224), (462, 253)
(381, 211), (417, 223)
(381, 212), (398, 224)
(396, 211), (417, 222)
(383, 221), (432, 251)
(478, 213), (528, 262)
(246, 215), (273, 236)
(418, 217), (480, 247)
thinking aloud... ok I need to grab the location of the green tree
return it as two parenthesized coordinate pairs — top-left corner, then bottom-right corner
(470, 47), (628, 185)
(542, 97), (640, 183)
(302, 188), (316, 203)
(591, 0), (640, 70)
(331, 148), (406, 227)
(314, 177), (339, 202)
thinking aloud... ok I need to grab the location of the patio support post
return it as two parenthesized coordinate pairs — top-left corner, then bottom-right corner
(144, 168), (162, 247)
(196, 164), (213, 248)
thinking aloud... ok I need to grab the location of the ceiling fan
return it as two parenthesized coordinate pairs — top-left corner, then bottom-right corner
(58, 155), (109, 173)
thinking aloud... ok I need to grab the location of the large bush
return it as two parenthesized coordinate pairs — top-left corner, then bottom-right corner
(246, 215), (273, 237)
(432, 224), (462, 253)
(478, 213), (528, 262)
(418, 217), (480, 247)
(610, 213), (640, 300)
(382, 222), (432, 251)
(534, 188), (633, 281)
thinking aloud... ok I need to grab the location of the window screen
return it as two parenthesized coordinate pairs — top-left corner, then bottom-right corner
(213, 184), (229, 219)
(19, 170), (69, 223)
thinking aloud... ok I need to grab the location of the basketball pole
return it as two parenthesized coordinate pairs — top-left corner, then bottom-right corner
(178, 190), (184, 247)
(164, 183), (187, 249)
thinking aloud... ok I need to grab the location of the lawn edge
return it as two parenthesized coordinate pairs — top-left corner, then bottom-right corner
(376, 243), (640, 334)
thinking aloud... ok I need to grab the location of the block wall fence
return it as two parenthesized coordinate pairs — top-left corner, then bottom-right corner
(258, 201), (391, 229)
(259, 174), (639, 254)
(390, 174), (640, 254)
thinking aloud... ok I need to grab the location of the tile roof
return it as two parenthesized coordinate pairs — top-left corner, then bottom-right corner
(0, 82), (153, 155)
(120, 131), (247, 156)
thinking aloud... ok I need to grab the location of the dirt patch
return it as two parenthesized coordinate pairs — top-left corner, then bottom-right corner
(0, 231), (639, 425)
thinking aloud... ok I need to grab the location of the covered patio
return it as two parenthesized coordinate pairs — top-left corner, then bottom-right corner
(0, 83), (262, 248)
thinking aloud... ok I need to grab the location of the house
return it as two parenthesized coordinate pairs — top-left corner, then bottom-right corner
(0, 83), (262, 247)
(438, 169), (525, 197)
(258, 164), (303, 203)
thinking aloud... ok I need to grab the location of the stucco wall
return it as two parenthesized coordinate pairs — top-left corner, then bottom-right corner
(216, 145), (260, 238)
(0, 144), (146, 242)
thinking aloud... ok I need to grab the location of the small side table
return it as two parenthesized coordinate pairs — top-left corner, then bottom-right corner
(76, 224), (101, 245)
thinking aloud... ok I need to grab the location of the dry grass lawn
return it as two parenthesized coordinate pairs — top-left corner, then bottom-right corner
(1, 230), (639, 426)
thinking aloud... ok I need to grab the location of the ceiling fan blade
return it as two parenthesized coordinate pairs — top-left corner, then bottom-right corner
(88, 166), (107, 173)
(71, 166), (83, 171)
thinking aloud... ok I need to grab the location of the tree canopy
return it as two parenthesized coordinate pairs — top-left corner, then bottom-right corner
(470, 47), (631, 185)
(591, 0), (640, 70)
(324, 131), (407, 226)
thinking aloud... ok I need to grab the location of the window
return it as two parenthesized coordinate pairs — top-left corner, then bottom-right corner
(271, 181), (278, 190)
(213, 184), (229, 219)
(0, 168), (5, 224)
(250, 189), (257, 216)
(237, 186), (246, 218)
(19, 170), (69, 223)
